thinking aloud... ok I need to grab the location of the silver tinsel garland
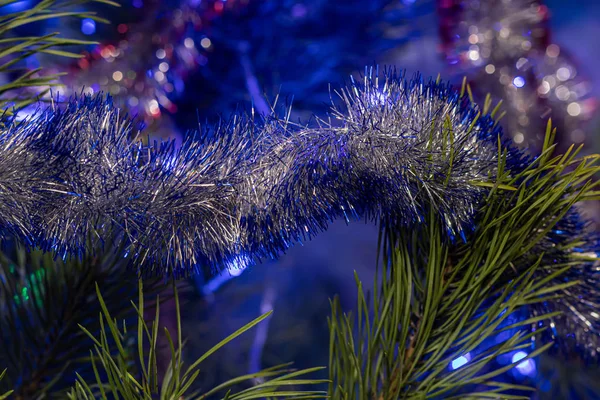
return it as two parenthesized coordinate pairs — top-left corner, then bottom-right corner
(0, 70), (504, 276)
(528, 210), (600, 359)
(1, 69), (599, 360)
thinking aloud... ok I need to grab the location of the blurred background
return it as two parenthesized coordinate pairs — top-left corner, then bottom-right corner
(2, 0), (599, 398)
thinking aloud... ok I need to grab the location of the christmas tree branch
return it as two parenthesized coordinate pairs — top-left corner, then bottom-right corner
(0, 244), (163, 398)
(68, 281), (328, 399)
(328, 121), (600, 398)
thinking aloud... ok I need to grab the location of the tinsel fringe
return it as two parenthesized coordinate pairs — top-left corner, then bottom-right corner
(0, 68), (598, 358)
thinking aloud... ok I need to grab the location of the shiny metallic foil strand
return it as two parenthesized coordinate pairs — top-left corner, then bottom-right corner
(438, 0), (597, 154)
(2, 96), (251, 277)
(0, 114), (55, 243)
(520, 210), (600, 360)
(0, 70), (503, 276)
(27, 96), (139, 261)
(2, 70), (600, 363)
(235, 69), (502, 262)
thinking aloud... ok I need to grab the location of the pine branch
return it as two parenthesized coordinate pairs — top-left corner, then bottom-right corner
(68, 281), (327, 400)
(0, 243), (164, 399)
(327, 123), (600, 398)
(0, 0), (118, 114)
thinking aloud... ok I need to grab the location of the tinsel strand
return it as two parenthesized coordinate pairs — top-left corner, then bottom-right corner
(0, 70), (505, 277)
(1, 68), (599, 360)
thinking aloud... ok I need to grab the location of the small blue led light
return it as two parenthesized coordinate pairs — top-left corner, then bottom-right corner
(450, 354), (470, 370)
(201, 258), (249, 295)
(512, 351), (536, 376)
(513, 76), (525, 88)
(512, 351), (527, 363)
(81, 18), (96, 35)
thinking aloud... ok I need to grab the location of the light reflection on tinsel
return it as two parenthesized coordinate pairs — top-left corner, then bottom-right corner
(438, 0), (597, 153)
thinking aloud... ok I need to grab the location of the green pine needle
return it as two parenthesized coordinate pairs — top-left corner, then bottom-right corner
(68, 281), (327, 400)
(0, 370), (13, 400)
(328, 121), (600, 399)
(0, 243), (164, 398)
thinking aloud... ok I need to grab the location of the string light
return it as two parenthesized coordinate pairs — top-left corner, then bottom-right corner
(450, 353), (471, 370)
(511, 351), (536, 376)
(513, 76), (525, 88)
(200, 37), (212, 49)
(159, 62), (169, 72)
(184, 37), (195, 48)
(81, 18), (96, 35)
(567, 102), (581, 116)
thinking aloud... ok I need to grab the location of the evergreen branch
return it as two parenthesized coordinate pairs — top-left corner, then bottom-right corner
(0, 244), (164, 399)
(68, 281), (327, 399)
(327, 123), (600, 398)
